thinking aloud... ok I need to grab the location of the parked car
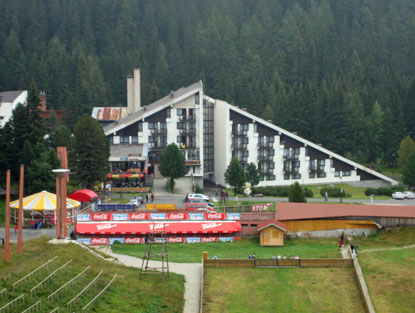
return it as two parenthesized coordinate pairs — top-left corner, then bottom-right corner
(403, 191), (415, 199)
(195, 208), (217, 213)
(129, 197), (142, 207)
(392, 192), (405, 200)
(185, 193), (209, 202)
(185, 199), (215, 211)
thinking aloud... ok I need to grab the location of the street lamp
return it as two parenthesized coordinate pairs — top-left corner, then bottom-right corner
(339, 172), (343, 203)
(53, 169), (70, 239)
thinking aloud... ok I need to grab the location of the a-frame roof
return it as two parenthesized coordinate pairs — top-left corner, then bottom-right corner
(257, 219), (287, 232)
(103, 81), (203, 136)
(226, 103), (398, 185)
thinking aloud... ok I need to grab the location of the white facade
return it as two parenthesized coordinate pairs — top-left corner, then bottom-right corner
(0, 90), (28, 128)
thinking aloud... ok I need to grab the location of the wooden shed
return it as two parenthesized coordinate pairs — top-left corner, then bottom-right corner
(257, 219), (287, 246)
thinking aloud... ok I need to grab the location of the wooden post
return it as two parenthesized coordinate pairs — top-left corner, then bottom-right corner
(4, 170), (11, 262)
(17, 165), (24, 254)
(62, 177), (68, 237)
(56, 176), (61, 239)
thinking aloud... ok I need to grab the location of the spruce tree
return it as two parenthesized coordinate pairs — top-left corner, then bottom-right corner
(224, 158), (246, 196)
(288, 182), (306, 203)
(158, 143), (188, 192)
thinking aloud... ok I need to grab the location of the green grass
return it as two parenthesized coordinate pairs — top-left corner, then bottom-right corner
(0, 237), (184, 313)
(351, 227), (415, 251)
(359, 248), (415, 313)
(112, 237), (341, 263)
(0, 199), (4, 224)
(306, 184), (390, 200)
(203, 267), (365, 313)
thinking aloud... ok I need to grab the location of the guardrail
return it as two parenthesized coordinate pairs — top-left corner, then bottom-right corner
(30, 260), (72, 296)
(0, 289), (6, 300)
(49, 307), (59, 313)
(203, 258), (353, 268)
(48, 266), (91, 301)
(66, 270), (104, 312)
(21, 300), (41, 313)
(13, 256), (58, 290)
(0, 294), (24, 313)
(81, 274), (117, 312)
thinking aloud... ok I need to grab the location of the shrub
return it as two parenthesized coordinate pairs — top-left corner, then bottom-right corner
(195, 184), (204, 194)
(320, 187), (350, 198)
(364, 186), (405, 196)
(288, 182), (307, 202)
(252, 185), (313, 197)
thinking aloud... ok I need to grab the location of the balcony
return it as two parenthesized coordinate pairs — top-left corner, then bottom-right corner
(238, 156), (248, 163)
(309, 165), (325, 173)
(233, 143), (248, 150)
(232, 129), (248, 137)
(179, 128), (196, 135)
(284, 153), (299, 160)
(284, 167), (300, 174)
(151, 128), (167, 136)
(179, 115), (196, 122)
(149, 142), (167, 149)
(260, 168), (274, 175)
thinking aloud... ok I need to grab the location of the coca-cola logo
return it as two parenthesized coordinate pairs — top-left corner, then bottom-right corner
(91, 238), (108, 245)
(149, 223), (168, 230)
(168, 237), (183, 243)
(169, 213), (185, 219)
(201, 237), (217, 242)
(92, 214), (110, 221)
(130, 213), (147, 220)
(124, 238), (141, 244)
(207, 213), (222, 219)
(202, 222), (222, 230)
(96, 223), (117, 231)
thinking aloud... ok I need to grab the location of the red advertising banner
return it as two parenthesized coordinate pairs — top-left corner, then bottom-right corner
(124, 237), (144, 244)
(205, 213), (225, 220)
(129, 213), (149, 220)
(200, 237), (218, 243)
(90, 237), (109, 245)
(167, 237), (185, 243)
(167, 213), (188, 220)
(251, 203), (273, 212)
(90, 213), (112, 221)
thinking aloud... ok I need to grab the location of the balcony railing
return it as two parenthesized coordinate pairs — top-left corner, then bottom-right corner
(233, 143), (248, 150)
(238, 156), (248, 163)
(232, 129), (248, 137)
(284, 167), (300, 174)
(151, 128), (167, 135)
(179, 115), (196, 121)
(260, 168), (274, 175)
(309, 165), (325, 173)
(179, 128), (196, 135)
(283, 153), (299, 160)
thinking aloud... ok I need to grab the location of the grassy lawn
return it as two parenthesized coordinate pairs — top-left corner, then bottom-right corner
(203, 267), (365, 313)
(113, 237), (341, 263)
(0, 237), (184, 313)
(0, 199), (4, 224)
(351, 227), (415, 251)
(359, 248), (415, 313)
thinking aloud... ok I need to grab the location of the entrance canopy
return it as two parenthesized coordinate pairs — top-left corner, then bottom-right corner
(68, 189), (98, 202)
(76, 221), (241, 235)
(10, 190), (81, 211)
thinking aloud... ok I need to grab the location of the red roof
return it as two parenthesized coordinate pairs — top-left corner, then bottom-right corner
(277, 203), (415, 221)
(68, 189), (98, 202)
(257, 219), (287, 232)
(76, 221), (241, 235)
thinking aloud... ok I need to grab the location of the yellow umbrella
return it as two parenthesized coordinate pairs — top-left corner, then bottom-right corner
(10, 190), (81, 211)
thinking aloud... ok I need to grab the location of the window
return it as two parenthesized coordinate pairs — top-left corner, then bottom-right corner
(242, 150), (249, 157)
(294, 147), (300, 155)
(120, 136), (129, 143)
(109, 136), (113, 144)
(131, 136), (138, 144)
(160, 122), (167, 129)
(283, 148), (289, 157)
(334, 171), (340, 177)
(148, 122), (156, 129)
(309, 173), (315, 178)
(268, 136), (274, 143)
(177, 108), (184, 116)
(195, 93), (199, 104)
(241, 224), (249, 227)
(167, 108), (171, 118)
(241, 124), (249, 131)
(160, 136), (167, 147)
(293, 173), (301, 179)
(243, 137), (249, 144)
(269, 162), (275, 169)
(269, 149), (275, 156)
(343, 170), (351, 176)
(284, 173), (290, 180)
(318, 159), (325, 166)
(267, 175), (276, 180)
(138, 122), (143, 132)
(177, 122), (185, 129)
(259, 176), (265, 181)
(149, 136), (157, 143)
(317, 172), (326, 178)
(294, 161), (300, 168)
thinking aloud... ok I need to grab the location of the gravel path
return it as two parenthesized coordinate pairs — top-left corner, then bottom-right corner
(104, 248), (202, 313)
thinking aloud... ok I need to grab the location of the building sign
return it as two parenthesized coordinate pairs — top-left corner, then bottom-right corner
(251, 203), (272, 212)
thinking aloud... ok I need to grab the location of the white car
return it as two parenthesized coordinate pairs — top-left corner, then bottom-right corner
(403, 191), (415, 199)
(392, 192), (405, 200)
(186, 193), (209, 201)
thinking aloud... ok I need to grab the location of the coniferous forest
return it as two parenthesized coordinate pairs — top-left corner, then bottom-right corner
(1, 0), (415, 166)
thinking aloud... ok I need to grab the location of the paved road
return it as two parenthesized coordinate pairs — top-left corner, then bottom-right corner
(0, 226), (74, 242)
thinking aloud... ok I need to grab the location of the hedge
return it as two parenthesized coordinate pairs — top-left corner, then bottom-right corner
(364, 186), (405, 196)
(319, 187), (350, 198)
(252, 186), (313, 197)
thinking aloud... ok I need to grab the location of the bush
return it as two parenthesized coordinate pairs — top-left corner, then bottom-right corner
(364, 186), (405, 196)
(252, 185), (313, 197)
(195, 184), (204, 194)
(288, 182), (307, 202)
(319, 187), (350, 198)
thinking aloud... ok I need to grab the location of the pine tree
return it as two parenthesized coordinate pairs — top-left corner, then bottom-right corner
(397, 136), (415, 168)
(402, 153), (415, 189)
(288, 182), (306, 203)
(224, 158), (246, 196)
(159, 143), (188, 192)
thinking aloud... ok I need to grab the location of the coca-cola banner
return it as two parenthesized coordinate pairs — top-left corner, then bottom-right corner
(251, 203), (272, 212)
(206, 213), (225, 220)
(200, 237), (218, 243)
(167, 213), (187, 220)
(77, 214), (90, 222)
(90, 213), (112, 221)
(90, 237), (110, 245)
(124, 237), (145, 244)
(129, 213), (149, 220)
(77, 238), (91, 245)
(150, 213), (166, 220)
(188, 213), (204, 220)
(226, 213), (241, 220)
(109, 238), (124, 244)
(167, 237), (185, 243)
(186, 237), (201, 243)
(219, 237), (233, 242)
(112, 213), (128, 221)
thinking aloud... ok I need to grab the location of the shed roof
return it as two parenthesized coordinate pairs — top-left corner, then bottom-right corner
(277, 203), (415, 221)
(257, 219), (287, 232)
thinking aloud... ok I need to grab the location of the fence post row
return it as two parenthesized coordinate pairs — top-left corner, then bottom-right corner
(13, 256), (59, 290)
(0, 293), (25, 313)
(81, 274), (117, 312)
(30, 260), (72, 296)
(0, 289), (6, 300)
(48, 265), (91, 301)
(21, 300), (41, 313)
(66, 270), (104, 312)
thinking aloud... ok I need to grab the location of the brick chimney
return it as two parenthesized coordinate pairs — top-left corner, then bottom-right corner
(39, 91), (47, 111)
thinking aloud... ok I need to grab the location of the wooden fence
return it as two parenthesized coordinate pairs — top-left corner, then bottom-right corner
(203, 258), (352, 268)
(13, 256), (58, 289)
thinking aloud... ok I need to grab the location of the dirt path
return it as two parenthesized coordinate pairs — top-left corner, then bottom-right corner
(103, 248), (202, 313)
(359, 244), (415, 254)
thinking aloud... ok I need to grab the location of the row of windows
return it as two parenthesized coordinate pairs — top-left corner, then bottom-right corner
(259, 175), (276, 181)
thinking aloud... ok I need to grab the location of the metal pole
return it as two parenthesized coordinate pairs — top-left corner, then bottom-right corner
(56, 176), (61, 238)
(62, 177), (68, 237)
(340, 174), (343, 203)
(17, 165), (24, 254)
(5, 170), (11, 261)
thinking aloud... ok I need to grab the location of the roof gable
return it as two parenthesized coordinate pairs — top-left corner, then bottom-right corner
(257, 219), (287, 231)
